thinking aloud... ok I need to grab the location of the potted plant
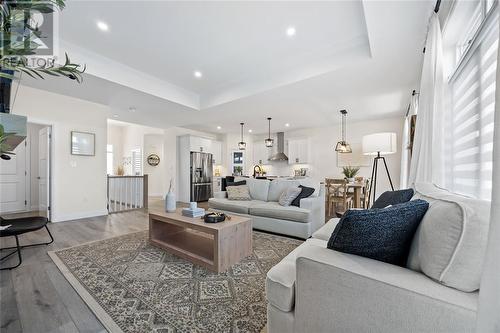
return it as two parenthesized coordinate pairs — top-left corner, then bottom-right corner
(234, 166), (243, 176)
(0, 1), (85, 160)
(0, 1), (86, 112)
(116, 165), (125, 176)
(0, 1), (85, 82)
(342, 166), (360, 183)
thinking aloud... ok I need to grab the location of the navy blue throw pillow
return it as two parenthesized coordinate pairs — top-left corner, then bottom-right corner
(371, 188), (414, 209)
(291, 185), (315, 207)
(227, 180), (246, 187)
(327, 199), (429, 266)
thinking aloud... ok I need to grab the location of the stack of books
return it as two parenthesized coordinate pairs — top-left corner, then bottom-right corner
(182, 207), (206, 218)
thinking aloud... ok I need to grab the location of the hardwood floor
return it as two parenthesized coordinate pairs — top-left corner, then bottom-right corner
(0, 199), (178, 333)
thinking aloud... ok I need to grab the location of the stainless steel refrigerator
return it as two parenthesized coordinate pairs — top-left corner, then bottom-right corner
(190, 152), (213, 202)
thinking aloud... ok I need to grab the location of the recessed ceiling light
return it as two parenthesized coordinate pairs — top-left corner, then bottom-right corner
(113, 114), (118, 118)
(194, 71), (203, 78)
(217, 126), (222, 130)
(128, 107), (136, 113)
(248, 129), (253, 133)
(286, 26), (296, 37)
(97, 21), (109, 31)
(285, 123), (290, 127)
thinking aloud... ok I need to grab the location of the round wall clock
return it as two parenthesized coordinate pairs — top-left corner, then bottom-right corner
(147, 154), (160, 166)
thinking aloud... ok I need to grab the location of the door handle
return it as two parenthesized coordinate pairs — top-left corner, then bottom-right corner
(37, 176), (41, 180)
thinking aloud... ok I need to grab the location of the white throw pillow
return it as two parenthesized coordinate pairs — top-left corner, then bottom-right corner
(226, 185), (251, 201)
(268, 180), (300, 202)
(407, 183), (490, 292)
(278, 187), (302, 206)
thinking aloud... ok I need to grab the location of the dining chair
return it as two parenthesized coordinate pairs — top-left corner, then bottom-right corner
(361, 178), (371, 209)
(325, 178), (354, 217)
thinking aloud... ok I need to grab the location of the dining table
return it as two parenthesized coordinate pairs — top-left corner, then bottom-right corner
(347, 182), (367, 208)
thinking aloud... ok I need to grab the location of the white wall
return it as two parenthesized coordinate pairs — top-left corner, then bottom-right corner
(106, 124), (123, 174)
(144, 134), (164, 196)
(14, 85), (109, 222)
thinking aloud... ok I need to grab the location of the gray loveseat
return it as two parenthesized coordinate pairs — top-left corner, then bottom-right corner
(208, 178), (325, 239)
(266, 183), (490, 332)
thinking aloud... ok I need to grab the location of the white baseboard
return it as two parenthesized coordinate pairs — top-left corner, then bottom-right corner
(51, 209), (108, 223)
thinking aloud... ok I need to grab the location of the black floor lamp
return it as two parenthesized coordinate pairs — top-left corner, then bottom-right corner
(362, 132), (397, 207)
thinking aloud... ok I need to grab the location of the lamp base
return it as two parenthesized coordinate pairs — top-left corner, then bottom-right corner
(367, 152), (395, 207)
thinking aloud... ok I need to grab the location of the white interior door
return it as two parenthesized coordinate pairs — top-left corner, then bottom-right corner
(38, 127), (50, 218)
(0, 140), (27, 213)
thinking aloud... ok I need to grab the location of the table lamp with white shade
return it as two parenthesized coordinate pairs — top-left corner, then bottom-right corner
(362, 132), (397, 207)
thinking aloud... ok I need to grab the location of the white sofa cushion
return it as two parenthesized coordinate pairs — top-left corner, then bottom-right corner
(407, 183), (490, 292)
(208, 198), (259, 214)
(268, 180), (301, 202)
(312, 218), (340, 241)
(246, 178), (271, 201)
(250, 202), (310, 223)
(266, 238), (326, 312)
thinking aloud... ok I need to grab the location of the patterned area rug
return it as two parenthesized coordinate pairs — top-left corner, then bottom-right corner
(49, 231), (302, 333)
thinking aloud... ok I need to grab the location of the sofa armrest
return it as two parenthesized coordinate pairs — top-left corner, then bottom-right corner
(213, 191), (227, 199)
(299, 183), (325, 234)
(293, 246), (478, 333)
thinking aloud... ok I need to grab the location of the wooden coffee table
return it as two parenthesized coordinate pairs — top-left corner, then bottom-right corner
(149, 209), (252, 273)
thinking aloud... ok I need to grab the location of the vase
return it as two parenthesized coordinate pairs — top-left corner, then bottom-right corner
(347, 178), (355, 183)
(165, 191), (176, 212)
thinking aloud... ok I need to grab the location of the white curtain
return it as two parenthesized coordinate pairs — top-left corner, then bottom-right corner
(408, 13), (445, 187)
(476, 18), (500, 331)
(400, 93), (419, 189)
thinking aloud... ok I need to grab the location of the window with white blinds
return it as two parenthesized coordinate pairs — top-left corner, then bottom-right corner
(131, 148), (142, 176)
(443, 2), (498, 200)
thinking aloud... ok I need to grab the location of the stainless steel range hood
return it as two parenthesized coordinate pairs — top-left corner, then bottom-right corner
(268, 132), (288, 162)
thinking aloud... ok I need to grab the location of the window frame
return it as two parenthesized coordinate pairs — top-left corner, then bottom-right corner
(447, 0), (498, 83)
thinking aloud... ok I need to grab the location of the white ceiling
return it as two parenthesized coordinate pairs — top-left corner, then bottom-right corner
(21, 0), (434, 134)
(59, 0), (370, 108)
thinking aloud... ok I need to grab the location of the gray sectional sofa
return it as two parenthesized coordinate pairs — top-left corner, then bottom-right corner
(266, 183), (490, 332)
(208, 178), (325, 239)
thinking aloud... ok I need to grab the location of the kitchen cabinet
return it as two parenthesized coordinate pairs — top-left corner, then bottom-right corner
(189, 136), (212, 153)
(213, 177), (222, 192)
(185, 135), (222, 164)
(288, 138), (309, 164)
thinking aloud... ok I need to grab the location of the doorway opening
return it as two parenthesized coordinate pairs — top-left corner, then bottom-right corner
(0, 122), (52, 220)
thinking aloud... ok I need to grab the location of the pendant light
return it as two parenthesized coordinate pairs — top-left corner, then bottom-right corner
(265, 117), (274, 147)
(335, 109), (352, 153)
(238, 122), (246, 150)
